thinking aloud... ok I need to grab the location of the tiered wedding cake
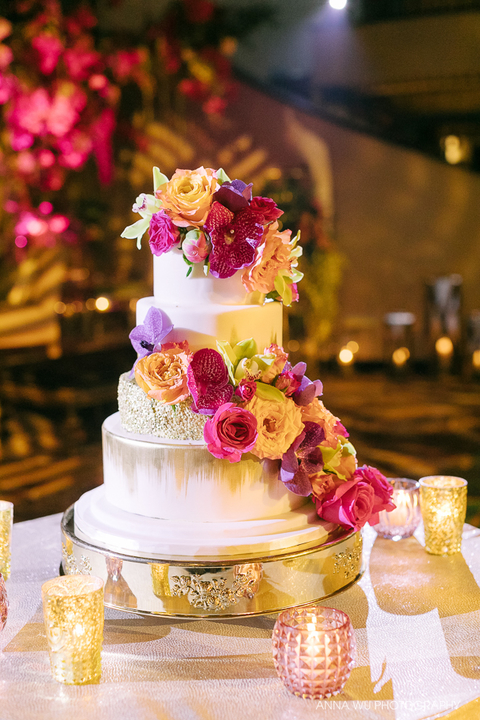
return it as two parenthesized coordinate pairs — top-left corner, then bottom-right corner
(63, 167), (394, 616)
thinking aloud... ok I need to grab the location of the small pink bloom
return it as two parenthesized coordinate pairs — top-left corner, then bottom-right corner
(182, 230), (209, 263)
(0, 43), (13, 70)
(275, 370), (300, 397)
(149, 210), (181, 256)
(250, 196), (283, 223)
(204, 402), (258, 463)
(31, 34), (64, 75)
(16, 151), (36, 174)
(90, 108), (115, 184)
(38, 149), (55, 168)
(315, 477), (375, 531)
(88, 73), (108, 91)
(234, 379), (257, 403)
(63, 45), (100, 81)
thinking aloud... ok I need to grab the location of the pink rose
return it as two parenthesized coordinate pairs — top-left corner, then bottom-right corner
(315, 477), (375, 531)
(353, 465), (395, 521)
(148, 210), (181, 256)
(204, 402), (258, 463)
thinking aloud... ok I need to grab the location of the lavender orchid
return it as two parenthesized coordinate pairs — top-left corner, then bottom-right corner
(129, 306), (173, 360)
(280, 421), (326, 495)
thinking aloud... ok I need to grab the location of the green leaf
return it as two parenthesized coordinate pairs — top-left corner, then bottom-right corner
(274, 273), (286, 299)
(120, 218), (150, 248)
(216, 167), (231, 184)
(153, 167), (168, 192)
(255, 381), (285, 403)
(283, 283), (293, 307)
(216, 340), (236, 383)
(186, 265), (193, 278)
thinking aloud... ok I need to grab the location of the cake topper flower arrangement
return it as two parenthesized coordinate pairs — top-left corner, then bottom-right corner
(122, 166), (303, 306)
(130, 306), (396, 533)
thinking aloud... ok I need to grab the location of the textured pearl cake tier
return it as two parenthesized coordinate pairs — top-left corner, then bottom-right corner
(118, 373), (206, 440)
(103, 413), (309, 523)
(74, 485), (335, 558)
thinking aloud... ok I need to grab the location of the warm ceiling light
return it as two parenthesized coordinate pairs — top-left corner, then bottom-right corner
(338, 348), (354, 365)
(435, 336), (454, 357)
(329, 0), (347, 8)
(392, 347), (410, 367)
(95, 296), (110, 312)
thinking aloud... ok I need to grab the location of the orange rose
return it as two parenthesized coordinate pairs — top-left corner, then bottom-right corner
(134, 342), (192, 404)
(242, 222), (292, 294)
(156, 167), (218, 228)
(301, 399), (339, 449)
(310, 473), (337, 501)
(244, 395), (304, 460)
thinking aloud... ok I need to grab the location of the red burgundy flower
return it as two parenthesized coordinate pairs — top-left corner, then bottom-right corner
(204, 201), (264, 279)
(187, 348), (233, 414)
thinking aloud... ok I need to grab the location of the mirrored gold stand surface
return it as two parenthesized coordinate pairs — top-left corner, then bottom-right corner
(61, 506), (364, 618)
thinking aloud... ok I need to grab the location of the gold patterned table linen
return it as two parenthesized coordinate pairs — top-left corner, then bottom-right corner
(2, 515), (480, 719)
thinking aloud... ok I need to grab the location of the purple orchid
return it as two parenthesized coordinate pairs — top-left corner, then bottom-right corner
(187, 348), (234, 414)
(213, 179), (253, 213)
(290, 362), (323, 406)
(204, 201), (265, 279)
(129, 306), (173, 359)
(280, 421), (326, 495)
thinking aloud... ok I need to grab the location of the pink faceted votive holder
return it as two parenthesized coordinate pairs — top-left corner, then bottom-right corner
(0, 573), (8, 631)
(373, 478), (421, 541)
(272, 605), (356, 699)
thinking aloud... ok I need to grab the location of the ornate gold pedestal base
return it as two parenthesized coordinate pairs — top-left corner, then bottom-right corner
(61, 506), (364, 618)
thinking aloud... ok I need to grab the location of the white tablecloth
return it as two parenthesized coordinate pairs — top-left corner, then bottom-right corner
(1, 514), (480, 720)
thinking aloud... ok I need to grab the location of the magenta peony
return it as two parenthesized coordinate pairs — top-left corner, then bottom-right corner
(148, 210), (181, 256)
(204, 403), (258, 463)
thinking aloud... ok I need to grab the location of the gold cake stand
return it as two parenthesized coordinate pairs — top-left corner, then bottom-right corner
(61, 505), (364, 618)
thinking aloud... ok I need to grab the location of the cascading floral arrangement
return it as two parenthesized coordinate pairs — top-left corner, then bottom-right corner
(122, 166), (303, 305)
(123, 167), (395, 532)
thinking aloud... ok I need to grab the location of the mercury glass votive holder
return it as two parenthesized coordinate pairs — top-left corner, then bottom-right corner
(42, 575), (104, 685)
(373, 478), (421, 540)
(272, 605), (356, 699)
(0, 501), (13, 580)
(419, 476), (468, 555)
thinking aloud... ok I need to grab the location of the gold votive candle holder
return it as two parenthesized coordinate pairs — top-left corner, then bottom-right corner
(419, 476), (467, 555)
(0, 501), (13, 580)
(42, 575), (104, 685)
(373, 478), (421, 540)
(272, 605), (356, 699)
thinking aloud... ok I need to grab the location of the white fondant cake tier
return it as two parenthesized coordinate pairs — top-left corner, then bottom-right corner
(153, 250), (247, 304)
(103, 413), (308, 523)
(74, 485), (336, 558)
(136, 295), (282, 352)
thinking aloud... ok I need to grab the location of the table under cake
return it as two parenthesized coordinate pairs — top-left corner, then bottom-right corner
(2, 515), (480, 720)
